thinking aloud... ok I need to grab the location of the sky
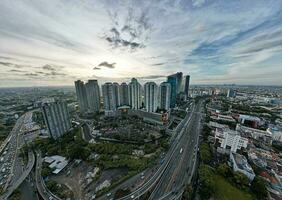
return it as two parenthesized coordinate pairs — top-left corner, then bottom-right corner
(1, 0), (282, 87)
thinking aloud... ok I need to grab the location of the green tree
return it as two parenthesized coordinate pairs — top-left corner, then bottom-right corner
(251, 177), (268, 200)
(217, 163), (231, 177)
(199, 143), (212, 164)
(198, 164), (215, 199)
(233, 171), (249, 190)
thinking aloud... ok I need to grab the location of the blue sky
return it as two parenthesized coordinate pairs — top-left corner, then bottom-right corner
(0, 0), (282, 87)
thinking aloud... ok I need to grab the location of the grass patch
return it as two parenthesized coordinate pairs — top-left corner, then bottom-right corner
(214, 175), (254, 200)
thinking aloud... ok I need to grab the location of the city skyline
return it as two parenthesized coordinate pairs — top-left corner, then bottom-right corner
(1, 0), (282, 87)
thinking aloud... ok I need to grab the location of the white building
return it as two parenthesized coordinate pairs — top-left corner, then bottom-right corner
(267, 126), (282, 142)
(42, 100), (71, 139)
(102, 83), (117, 116)
(85, 80), (101, 112)
(144, 82), (158, 112)
(159, 82), (171, 111)
(236, 124), (272, 145)
(230, 153), (255, 181)
(215, 128), (248, 152)
(129, 78), (142, 110)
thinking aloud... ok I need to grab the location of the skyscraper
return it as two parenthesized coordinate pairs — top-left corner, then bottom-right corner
(42, 100), (71, 139)
(120, 82), (129, 106)
(167, 75), (177, 108)
(113, 82), (120, 107)
(102, 83), (117, 115)
(74, 80), (88, 112)
(129, 78), (141, 110)
(184, 75), (190, 98)
(85, 80), (101, 112)
(144, 82), (158, 113)
(159, 82), (171, 111)
(175, 72), (183, 94)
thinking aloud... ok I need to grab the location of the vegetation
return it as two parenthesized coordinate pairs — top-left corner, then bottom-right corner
(213, 175), (254, 200)
(34, 128), (91, 160)
(251, 177), (268, 200)
(46, 180), (71, 199)
(198, 164), (215, 199)
(114, 188), (131, 198)
(199, 143), (212, 164)
(8, 188), (21, 200)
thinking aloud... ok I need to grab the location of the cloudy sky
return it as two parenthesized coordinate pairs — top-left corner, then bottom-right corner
(1, 0), (282, 87)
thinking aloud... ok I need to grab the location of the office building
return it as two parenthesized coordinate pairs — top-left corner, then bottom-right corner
(129, 78), (141, 110)
(74, 80), (88, 112)
(184, 75), (190, 98)
(102, 83), (117, 115)
(120, 82), (129, 106)
(113, 82), (120, 107)
(159, 82), (171, 111)
(227, 89), (237, 98)
(215, 128), (248, 153)
(167, 75), (177, 108)
(85, 80), (100, 112)
(175, 72), (183, 94)
(42, 100), (71, 139)
(144, 82), (158, 112)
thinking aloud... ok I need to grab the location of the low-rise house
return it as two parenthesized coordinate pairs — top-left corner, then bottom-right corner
(236, 124), (272, 145)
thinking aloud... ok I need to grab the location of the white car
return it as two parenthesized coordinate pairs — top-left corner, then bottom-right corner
(106, 193), (111, 197)
(131, 195), (135, 199)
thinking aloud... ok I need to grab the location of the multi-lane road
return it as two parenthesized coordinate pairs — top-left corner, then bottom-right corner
(35, 151), (62, 200)
(0, 112), (36, 200)
(149, 101), (203, 199)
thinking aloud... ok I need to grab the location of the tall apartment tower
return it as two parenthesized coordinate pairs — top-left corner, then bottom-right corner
(167, 75), (177, 108)
(159, 82), (171, 111)
(129, 78), (141, 110)
(119, 82), (129, 106)
(74, 80), (88, 112)
(144, 82), (158, 113)
(184, 75), (190, 98)
(42, 100), (71, 139)
(85, 80), (101, 112)
(102, 83), (117, 115)
(113, 82), (120, 107)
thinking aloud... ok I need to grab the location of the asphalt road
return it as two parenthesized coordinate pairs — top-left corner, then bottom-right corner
(35, 151), (62, 200)
(149, 101), (203, 199)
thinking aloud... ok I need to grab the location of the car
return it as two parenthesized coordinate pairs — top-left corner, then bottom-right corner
(141, 176), (145, 179)
(106, 193), (111, 197)
(131, 195), (135, 199)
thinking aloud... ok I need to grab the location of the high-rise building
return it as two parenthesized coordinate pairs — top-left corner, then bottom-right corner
(85, 80), (100, 112)
(102, 83), (117, 115)
(129, 78), (141, 110)
(42, 100), (71, 139)
(144, 82), (158, 113)
(227, 89), (236, 98)
(175, 72), (183, 94)
(113, 82), (120, 107)
(74, 80), (88, 112)
(120, 82), (129, 106)
(167, 75), (177, 108)
(159, 82), (171, 111)
(184, 75), (190, 98)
